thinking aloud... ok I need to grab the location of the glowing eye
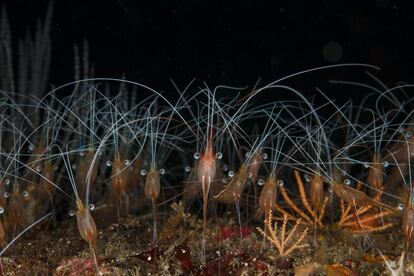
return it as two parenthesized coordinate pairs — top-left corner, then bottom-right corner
(71, 164), (77, 170)
(406, 131), (412, 139)
(89, 204), (95, 211)
(4, 179), (10, 185)
(79, 151), (85, 157)
(258, 179), (265, 186)
(124, 160), (130, 166)
(28, 144), (35, 152)
(228, 170), (235, 177)
(0, 207), (4, 214)
(363, 162), (369, 169)
(193, 152), (200, 160)
(159, 168), (166, 175)
(344, 179), (351, 186)
(277, 179), (284, 187)
(3, 192), (9, 198)
(223, 165), (229, 172)
(262, 153), (268, 160)
(304, 174), (311, 182)
(68, 210), (76, 217)
(245, 152), (250, 158)
(141, 169), (147, 176)
(98, 150), (103, 157)
(215, 152), (223, 159)
(23, 191), (29, 197)
(383, 161), (389, 168)
(398, 203), (404, 210)
(106, 160), (112, 167)
(184, 166), (191, 172)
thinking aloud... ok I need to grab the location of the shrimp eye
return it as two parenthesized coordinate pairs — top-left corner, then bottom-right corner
(193, 152), (200, 160)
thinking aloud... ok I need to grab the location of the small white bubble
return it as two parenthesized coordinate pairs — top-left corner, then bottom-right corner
(106, 160), (112, 167)
(184, 166), (191, 172)
(79, 151), (85, 157)
(398, 203), (404, 210)
(215, 152), (223, 159)
(228, 170), (235, 177)
(0, 207), (4, 214)
(258, 179), (265, 186)
(147, 256), (152, 261)
(344, 179), (351, 186)
(262, 153), (268, 160)
(68, 210), (75, 217)
(124, 159), (130, 166)
(383, 161), (389, 168)
(89, 204), (95, 211)
(141, 169), (147, 176)
(3, 192), (9, 198)
(159, 168), (166, 175)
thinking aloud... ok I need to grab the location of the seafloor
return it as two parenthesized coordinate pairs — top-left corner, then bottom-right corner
(1, 201), (411, 275)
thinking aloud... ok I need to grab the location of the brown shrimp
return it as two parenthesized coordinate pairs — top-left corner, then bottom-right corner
(144, 164), (161, 245)
(310, 173), (325, 212)
(75, 198), (99, 272)
(198, 145), (216, 224)
(367, 152), (384, 199)
(213, 166), (248, 203)
(258, 177), (278, 224)
(110, 152), (129, 217)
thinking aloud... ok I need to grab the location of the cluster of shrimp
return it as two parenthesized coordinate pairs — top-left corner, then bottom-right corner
(2, 5), (414, 273)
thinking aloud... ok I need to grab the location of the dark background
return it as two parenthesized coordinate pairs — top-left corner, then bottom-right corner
(2, 0), (414, 99)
